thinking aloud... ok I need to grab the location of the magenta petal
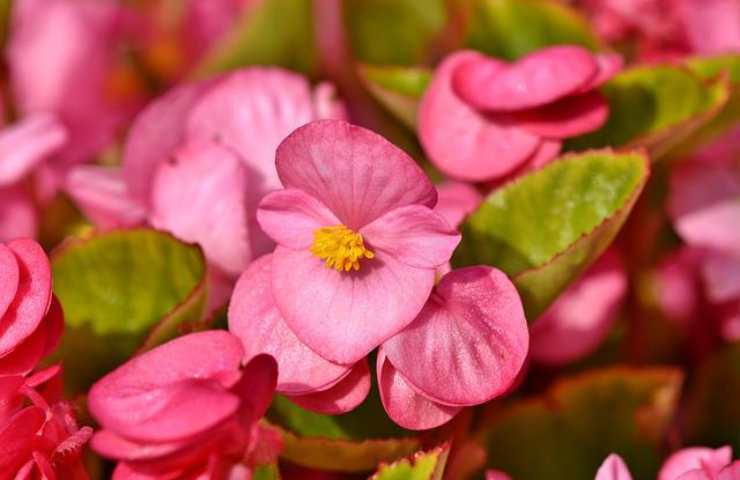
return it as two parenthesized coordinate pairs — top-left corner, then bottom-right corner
(434, 181), (483, 229)
(91, 429), (190, 462)
(228, 255), (350, 394)
(0, 185), (37, 242)
(88, 331), (245, 443)
(579, 53), (624, 92)
(65, 165), (146, 229)
(524, 139), (562, 171)
(377, 350), (460, 430)
(276, 120), (437, 229)
(0, 244), (19, 319)
(383, 266), (528, 406)
(418, 51), (540, 182)
(272, 246), (434, 365)
(453, 46), (598, 112)
(232, 353), (278, 422)
(659, 446), (733, 480)
(150, 141), (251, 276)
(361, 206), (460, 269)
(718, 461), (740, 480)
(529, 250), (627, 366)
(257, 189), (341, 250)
(0, 239), (52, 357)
(0, 113), (67, 186)
(288, 360), (371, 415)
(595, 454), (633, 480)
(514, 91), (609, 139)
(0, 406), (45, 472)
(701, 251), (740, 303)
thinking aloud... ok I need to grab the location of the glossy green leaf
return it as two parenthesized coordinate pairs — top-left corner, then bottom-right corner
(370, 444), (450, 480)
(465, 0), (600, 60)
(195, 0), (316, 77)
(477, 367), (683, 480)
(684, 343), (740, 452)
(344, 0), (447, 65)
(567, 65), (729, 159)
(453, 150), (649, 320)
(51, 229), (207, 392)
(268, 386), (419, 472)
(358, 64), (432, 129)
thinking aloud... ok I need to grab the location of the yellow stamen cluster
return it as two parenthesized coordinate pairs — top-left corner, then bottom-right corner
(310, 225), (375, 272)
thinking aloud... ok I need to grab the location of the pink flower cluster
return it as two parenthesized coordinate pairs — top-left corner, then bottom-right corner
(596, 447), (740, 480)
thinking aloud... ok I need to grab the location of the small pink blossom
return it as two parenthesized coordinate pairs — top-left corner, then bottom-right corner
(596, 448), (739, 480)
(418, 46), (622, 182)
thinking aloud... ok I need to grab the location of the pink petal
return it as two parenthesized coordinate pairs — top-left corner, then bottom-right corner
(272, 246), (435, 365)
(701, 251), (740, 303)
(122, 80), (214, 205)
(0, 185), (37, 241)
(418, 51), (540, 182)
(275, 120), (437, 229)
(65, 165), (146, 229)
(659, 446), (733, 480)
(149, 140), (251, 277)
(579, 53), (624, 92)
(529, 250), (627, 366)
(524, 138), (563, 171)
(361, 205), (460, 269)
(595, 454), (633, 480)
(452, 46), (598, 112)
(91, 429), (191, 462)
(0, 298), (60, 375)
(88, 331), (245, 443)
(377, 350), (460, 430)
(383, 266), (528, 406)
(231, 353), (278, 422)
(0, 239), (52, 357)
(513, 91), (609, 139)
(677, 0), (740, 54)
(257, 189), (341, 251)
(0, 406), (45, 473)
(718, 461), (740, 480)
(312, 82), (348, 120)
(288, 360), (371, 415)
(0, 113), (67, 186)
(486, 470), (513, 480)
(228, 254), (351, 394)
(0, 244), (19, 319)
(434, 181), (483, 228)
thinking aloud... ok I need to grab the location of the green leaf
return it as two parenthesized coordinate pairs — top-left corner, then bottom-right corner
(51, 228), (207, 393)
(252, 464), (281, 480)
(566, 65), (729, 160)
(684, 343), (740, 452)
(465, 0), (601, 60)
(344, 0), (447, 65)
(370, 444), (450, 480)
(194, 0), (316, 77)
(268, 385), (420, 472)
(358, 64), (432, 129)
(453, 150), (649, 320)
(477, 367), (683, 480)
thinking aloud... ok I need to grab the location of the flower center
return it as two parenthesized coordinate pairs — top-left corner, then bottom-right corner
(310, 225), (375, 272)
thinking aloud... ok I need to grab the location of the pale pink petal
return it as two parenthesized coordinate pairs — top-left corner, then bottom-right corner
(595, 454), (633, 480)
(418, 51), (539, 182)
(288, 360), (371, 415)
(275, 120), (437, 229)
(150, 140), (250, 277)
(514, 91), (609, 139)
(377, 350), (460, 431)
(312, 82), (348, 120)
(530, 250), (627, 366)
(65, 165), (146, 229)
(272, 246), (435, 365)
(0, 239), (51, 357)
(434, 181), (483, 228)
(0, 244), (19, 319)
(0, 113), (67, 186)
(88, 331), (245, 443)
(361, 205), (460, 269)
(700, 251), (740, 303)
(452, 46), (598, 112)
(257, 189), (341, 250)
(229, 255), (351, 394)
(383, 266), (528, 406)
(0, 185), (37, 241)
(659, 446), (733, 480)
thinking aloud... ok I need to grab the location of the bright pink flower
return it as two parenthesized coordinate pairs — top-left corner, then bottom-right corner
(257, 120), (460, 365)
(0, 239), (63, 375)
(529, 249), (627, 366)
(88, 331), (279, 479)
(228, 254), (371, 414)
(596, 449), (738, 480)
(378, 266), (528, 430)
(418, 47), (622, 182)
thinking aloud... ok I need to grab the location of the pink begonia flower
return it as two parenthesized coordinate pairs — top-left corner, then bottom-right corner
(418, 46), (622, 182)
(378, 266), (528, 430)
(595, 449), (739, 480)
(69, 68), (345, 280)
(228, 254), (371, 414)
(529, 249), (627, 366)
(89, 331), (280, 479)
(256, 120), (461, 365)
(0, 239), (64, 376)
